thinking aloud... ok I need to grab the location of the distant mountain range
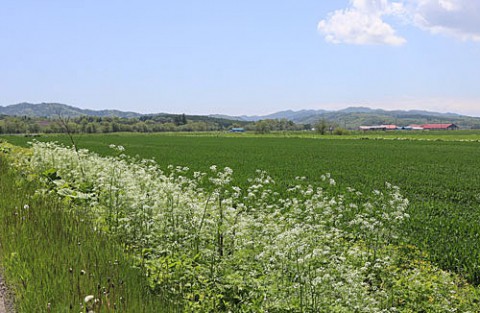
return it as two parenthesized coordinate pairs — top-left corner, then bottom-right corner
(0, 102), (142, 118)
(210, 107), (479, 128)
(2, 102), (480, 129)
(211, 107), (463, 123)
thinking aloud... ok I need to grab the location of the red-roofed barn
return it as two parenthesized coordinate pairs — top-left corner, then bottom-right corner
(422, 123), (458, 130)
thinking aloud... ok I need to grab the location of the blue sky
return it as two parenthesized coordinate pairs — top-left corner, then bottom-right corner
(1, 0), (480, 116)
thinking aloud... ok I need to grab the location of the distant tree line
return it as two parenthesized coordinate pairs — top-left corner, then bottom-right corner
(0, 114), (309, 135)
(313, 119), (350, 135)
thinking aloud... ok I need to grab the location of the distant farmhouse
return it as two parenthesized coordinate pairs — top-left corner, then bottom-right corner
(421, 123), (458, 130)
(359, 125), (399, 131)
(359, 123), (458, 131)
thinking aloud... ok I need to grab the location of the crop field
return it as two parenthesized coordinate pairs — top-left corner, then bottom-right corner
(4, 133), (480, 278)
(2, 132), (480, 311)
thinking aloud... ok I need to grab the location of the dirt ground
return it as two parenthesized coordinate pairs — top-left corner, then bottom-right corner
(0, 274), (13, 313)
(0, 279), (6, 313)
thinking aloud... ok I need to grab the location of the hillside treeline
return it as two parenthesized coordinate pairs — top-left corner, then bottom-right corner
(0, 114), (305, 134)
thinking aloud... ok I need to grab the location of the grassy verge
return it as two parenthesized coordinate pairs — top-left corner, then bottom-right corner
(0, 154), (181, 312)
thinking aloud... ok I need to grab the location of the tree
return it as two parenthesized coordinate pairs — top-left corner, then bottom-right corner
(86, 123), (97, 133)
(174, 114), (188, 126)
(314, 119), (328, 135)
(255, 120), (271, 134)
(27, 122), (40, 134)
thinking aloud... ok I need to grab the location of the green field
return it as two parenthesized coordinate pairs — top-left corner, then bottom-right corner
(3, 131), (480, 311)
(3, 132), (480, 285)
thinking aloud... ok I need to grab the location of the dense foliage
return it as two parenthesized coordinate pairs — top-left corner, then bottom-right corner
(0, 115), (304, 135)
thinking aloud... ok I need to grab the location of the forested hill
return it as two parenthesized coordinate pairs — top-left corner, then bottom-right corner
(0, 102), (141, 118)
(298, 109), (480, 129)
(215, 107), (480, 129)
(0, 103), (256, 134)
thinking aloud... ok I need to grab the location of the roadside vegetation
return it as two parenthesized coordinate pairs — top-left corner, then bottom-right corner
(0, 143), (178, 312)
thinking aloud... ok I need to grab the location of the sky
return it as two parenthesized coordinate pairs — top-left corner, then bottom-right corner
(1, 0), (480, 116)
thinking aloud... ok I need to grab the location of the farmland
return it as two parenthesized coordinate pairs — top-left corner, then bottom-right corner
(2, 132), (480, 311)
(4, 133), (480, 277)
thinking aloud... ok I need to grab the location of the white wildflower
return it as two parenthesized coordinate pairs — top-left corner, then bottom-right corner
(84, 295), (94, 303)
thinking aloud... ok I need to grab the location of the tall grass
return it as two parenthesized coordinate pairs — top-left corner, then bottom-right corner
(0, 155), (181, 312)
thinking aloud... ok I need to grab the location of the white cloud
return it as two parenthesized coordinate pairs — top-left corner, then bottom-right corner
(438, 0), (459, 12)
(319, 0), (480, 45)
(318, 0), (407, 46)
(408, 0), (480, 41)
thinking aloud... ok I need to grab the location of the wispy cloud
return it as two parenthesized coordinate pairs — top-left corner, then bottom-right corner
(408, 0), (480, 41)
(318, 0), (480, 45)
